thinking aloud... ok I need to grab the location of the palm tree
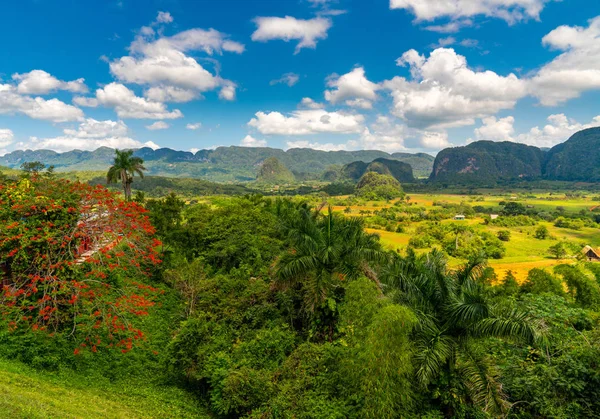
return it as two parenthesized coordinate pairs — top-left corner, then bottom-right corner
(275, 204), (386, 314)
(106, 149), (145, 201)
(381, 249), (545, 416)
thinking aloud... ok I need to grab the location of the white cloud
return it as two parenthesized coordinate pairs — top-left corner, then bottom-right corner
(81, 82), (182, 119)
(248, 109), (364, 135)
(299, 97), (325, 109)
(424, 19), (472, 33)
(382, 48), (527, 129)
(144, 86), (199, 103)
(109, 22), (243, 101)
(270, 72), (300, 87)
(218, 83), (236, 101)
(285, 140), (348, 151)
(186, 122), (202, 130)
(0, 129), (14, 148)
(516, 114), (600, 148)
(15, 118), (160, 152)
(345, 98), (373, 109)
(419, 131), (450, 149)
(473, 116), (515, 142)
(146, 121), (169, 130)
(144, 141), (161, 150)
(358, 116), (408, 151)
(240, 135), (267, 147)
(251, 16), (332, 53)
(190, 147), (200, 154)
(325, 67), (378, 107)
(0, 85), (84, 122)
(12, 70), (88, 95)
(156, 11), (173, 24)
(390, 0), (554, 24)
(531, 16), (600, 106)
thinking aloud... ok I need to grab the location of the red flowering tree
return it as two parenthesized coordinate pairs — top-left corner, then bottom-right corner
(0, 176), (163, 354)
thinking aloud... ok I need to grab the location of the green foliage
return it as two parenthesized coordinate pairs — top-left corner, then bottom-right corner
(497, 230), (511, 241)
(342, 158), (415, 183)
(521, 268), (566, 296)
(555, 264), (600, 309)
(355, 172), (404, 200)
(106, 149), (146, 200)
(256, 157), (295, 184)
(535, 224), (550, 239)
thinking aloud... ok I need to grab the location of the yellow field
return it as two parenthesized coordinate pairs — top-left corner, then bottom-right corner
(338, 192), (600, 283)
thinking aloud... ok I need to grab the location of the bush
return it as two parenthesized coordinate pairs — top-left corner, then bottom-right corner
(535, 225), (549, 239)
(497, 230), (511, 241)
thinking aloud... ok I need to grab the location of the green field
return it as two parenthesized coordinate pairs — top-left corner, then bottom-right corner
(336, 192), (600, 282)
(0, 359), (209, 419)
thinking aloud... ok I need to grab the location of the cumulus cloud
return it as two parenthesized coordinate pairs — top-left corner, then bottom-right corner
(390, 0), (554, 24)
(473, 116), (516, 142)
(270, 72), (300, 87)
(0, 84), (84, 122)
(248, 109), (364, 135)
(77, 82), (182, 119)
(358, 116), (408, 151)
(240, 135), (267, 147)
(144, 86), (199, 103)
(251, 16), (332, 53)
(108, 20), (243, 102)
(325, 67), (379, 108)
(381, 48), (527, 129)
(0, 129), (14, 148)
(299, 97), (325, 109)
(146, 121), (169, 130)
(16, 118), (160, 152)
(468, 114), (600, 148)
(156, 11), (173, 24)
(531, 16), (600, 106)
(12, 70), (88, 95)
(516, 114), (600, 147)
(218, 83), (237, 101)
(186, 122), (202, 130)
(419, 131), (450, 149)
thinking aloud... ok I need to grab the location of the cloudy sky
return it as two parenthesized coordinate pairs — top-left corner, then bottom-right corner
(0, 0), (599, 155)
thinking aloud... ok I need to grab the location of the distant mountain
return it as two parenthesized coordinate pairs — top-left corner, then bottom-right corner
(0, 146), (434, 182)
(342, 158), (415, 183)
(430, 141), (545, 183)
(256, 157), (295, 184)
(543, 127), (600, 181)
(430, 127), (600, 183)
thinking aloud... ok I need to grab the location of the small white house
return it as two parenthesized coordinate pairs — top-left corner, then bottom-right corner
(454, 214), (466, 220)
(490, 214), (499, 220)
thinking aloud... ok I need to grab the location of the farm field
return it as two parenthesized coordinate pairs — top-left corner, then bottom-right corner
(334, 192), (600, 282)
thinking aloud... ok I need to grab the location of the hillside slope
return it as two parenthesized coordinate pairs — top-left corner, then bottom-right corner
(0, 359), (208, 419)
(543, 127), (600, 181)
(0, 146), (434, 182)
(430, 141), (545, 182)
(342, 158), (415, 183)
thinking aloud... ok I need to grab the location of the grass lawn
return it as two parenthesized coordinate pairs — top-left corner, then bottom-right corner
(0, 358), (210, 419)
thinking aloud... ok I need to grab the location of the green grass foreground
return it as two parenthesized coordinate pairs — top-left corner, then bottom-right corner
(0, 358), (210, 419)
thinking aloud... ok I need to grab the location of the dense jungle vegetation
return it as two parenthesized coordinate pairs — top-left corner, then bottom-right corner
(1, 161), (600, 418)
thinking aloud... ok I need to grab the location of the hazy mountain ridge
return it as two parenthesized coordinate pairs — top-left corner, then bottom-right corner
(0, 146), (435, 182)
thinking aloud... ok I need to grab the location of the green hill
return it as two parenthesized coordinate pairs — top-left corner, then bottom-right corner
(256, 157), (295, 184)
(0, 146), (434, 182)
(543, 127), (600, 181)
(430, 141), (545, 183)
(342, 158), (415, 183)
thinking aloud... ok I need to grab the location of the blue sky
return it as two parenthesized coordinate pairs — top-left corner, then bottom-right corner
(0, 0), (599, 155)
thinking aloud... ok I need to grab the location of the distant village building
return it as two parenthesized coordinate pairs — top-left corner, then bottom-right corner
(490, 214), (499, 220)
(454, 214), (466, 220)
(582, 245), (600, 262)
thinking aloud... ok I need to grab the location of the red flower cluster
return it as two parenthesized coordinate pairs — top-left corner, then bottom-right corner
(0, 176), (163, 354)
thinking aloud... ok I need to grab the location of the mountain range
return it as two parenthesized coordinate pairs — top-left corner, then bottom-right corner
(0, 146), (435, 182)
(430, 127), (600, 183)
